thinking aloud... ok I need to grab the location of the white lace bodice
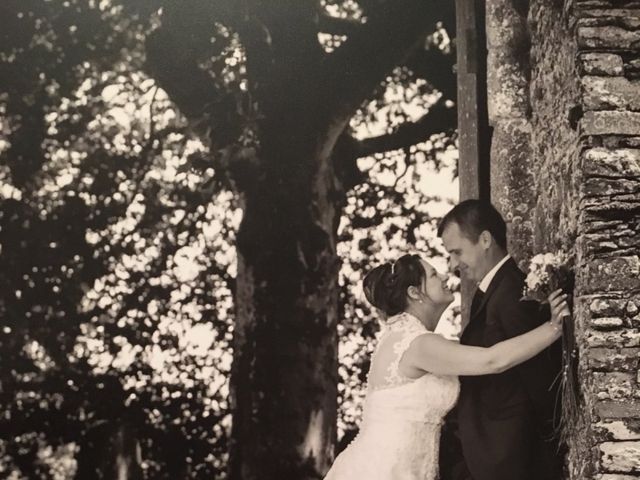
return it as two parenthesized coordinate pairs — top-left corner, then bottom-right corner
(364, 312), (459, 424)
(324, 312), (460, 480)
(367, 311), (433, 391)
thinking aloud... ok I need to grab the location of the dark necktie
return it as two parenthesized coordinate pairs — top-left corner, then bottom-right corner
(471, 289), (485, 315)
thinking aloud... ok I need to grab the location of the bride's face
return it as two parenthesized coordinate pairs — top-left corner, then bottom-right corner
(420, 260), (455, 306)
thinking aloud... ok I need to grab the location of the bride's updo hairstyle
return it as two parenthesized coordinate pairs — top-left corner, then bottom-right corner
(363, 254), (425, 317)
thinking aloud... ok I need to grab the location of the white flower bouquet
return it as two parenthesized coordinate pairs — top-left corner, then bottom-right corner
(522, 251), (574, 303)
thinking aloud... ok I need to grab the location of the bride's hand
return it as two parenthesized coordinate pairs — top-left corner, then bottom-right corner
(548, 289), (570, 329)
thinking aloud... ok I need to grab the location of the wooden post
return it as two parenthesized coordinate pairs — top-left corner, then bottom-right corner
(456, 0), (490, 205)
(439, 5), (491, 480)
(455, 0), (490, 327)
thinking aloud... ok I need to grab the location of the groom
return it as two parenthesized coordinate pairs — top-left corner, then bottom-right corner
(438, 200), (563, 480)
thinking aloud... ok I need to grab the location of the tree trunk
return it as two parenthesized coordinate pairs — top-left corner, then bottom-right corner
(229, 125), (345, 479)
(76, 421), (142, 480)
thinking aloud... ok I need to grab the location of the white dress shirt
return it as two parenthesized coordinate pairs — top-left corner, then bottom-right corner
(477, 254), (511, 292)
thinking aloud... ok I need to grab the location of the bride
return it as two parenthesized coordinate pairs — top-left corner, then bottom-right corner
(324, 254), (569, 480)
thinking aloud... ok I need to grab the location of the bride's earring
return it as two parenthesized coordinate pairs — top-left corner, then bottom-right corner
(411, 290), (423, 304)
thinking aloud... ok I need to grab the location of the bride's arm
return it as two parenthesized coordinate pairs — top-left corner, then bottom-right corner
(403, 290), (569, 376)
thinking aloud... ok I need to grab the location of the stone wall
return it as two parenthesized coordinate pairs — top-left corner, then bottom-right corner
(487, 0), (640, 478)
(574, 2), (640, 477)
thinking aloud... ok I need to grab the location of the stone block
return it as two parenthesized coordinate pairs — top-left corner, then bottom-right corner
(578, 8), (640, 21)
(485, 0), (529, 48)
(487, 63), (529, 119)
(582, 76), (640, 111)
(618, 235), (640, 250)
(486, 0), (530, 120)
(576, 0), (640, 5)
(586, 239), (640, 256)
(584, 220), (627, 234)
(592, 317), (626, 329)
(583, 197), (640, 215)
(582, 256), (640, 293)
(596, 475), (640, 480)
(584, 178), (640, 198)
(587, 329), (640, 348)
(596, 400), (640, 418)
(578, 26), (640, 50)
(600, 441), (640, 472)
(580, 53), (625, 76)
(594, 418), (640, 441)
(574, 0), (629, 5)
(582, 111), (640, 136)
(577, 13), (640, 29)
(589, 298), (631, 317)
(629, 58), (640, 77)
(601, 136), (640, 149)
(583, 148), (640, 177)
(587, 347), (640, 372)
(592, 372), (637, 400)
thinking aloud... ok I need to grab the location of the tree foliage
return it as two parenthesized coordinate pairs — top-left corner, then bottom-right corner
(0, 0), (457, 478)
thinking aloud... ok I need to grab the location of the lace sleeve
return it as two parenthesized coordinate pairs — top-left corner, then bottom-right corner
(384, 327), (426, 387)
(367, 313), (428, 391)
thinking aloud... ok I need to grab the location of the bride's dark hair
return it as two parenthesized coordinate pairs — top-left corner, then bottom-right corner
(363, 254), (425, 316)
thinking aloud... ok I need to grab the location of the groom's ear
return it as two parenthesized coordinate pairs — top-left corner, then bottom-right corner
(479, 230), (493, 249)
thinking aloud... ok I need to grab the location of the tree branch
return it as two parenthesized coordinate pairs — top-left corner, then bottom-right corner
(236, 1), (326, 117)
(403, 47), (456, 102)
(144, 1), (242, 149)
(354, 99), (456, 157)
(317, 13), (363, 36)
(315, 0), (450, 132)
(332, 134), (367, 191)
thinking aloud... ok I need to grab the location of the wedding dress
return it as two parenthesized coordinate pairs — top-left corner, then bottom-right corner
(324, 312), (460, 480)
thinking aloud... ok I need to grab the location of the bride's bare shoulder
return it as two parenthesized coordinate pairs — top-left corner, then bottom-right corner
(409, 332), (456, 355)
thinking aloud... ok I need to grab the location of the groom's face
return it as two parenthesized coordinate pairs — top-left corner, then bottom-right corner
(441, 221), (488, 283)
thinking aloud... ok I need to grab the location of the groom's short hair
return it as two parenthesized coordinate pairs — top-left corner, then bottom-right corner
(437, 199), (508, 250)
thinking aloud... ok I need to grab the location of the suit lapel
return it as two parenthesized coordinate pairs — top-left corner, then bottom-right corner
(470, 257), (518, 322)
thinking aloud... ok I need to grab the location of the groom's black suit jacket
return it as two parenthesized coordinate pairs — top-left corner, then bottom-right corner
(457, 258), (563, 480)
